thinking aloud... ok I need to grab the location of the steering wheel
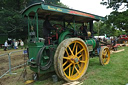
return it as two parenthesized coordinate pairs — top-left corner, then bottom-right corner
(53, 24), (63, 33)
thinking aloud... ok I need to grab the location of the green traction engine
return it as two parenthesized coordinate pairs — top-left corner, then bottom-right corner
(22, 3), (110, 82)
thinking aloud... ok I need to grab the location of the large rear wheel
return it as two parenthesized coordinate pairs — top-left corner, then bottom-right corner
(54, 38), (89, 82)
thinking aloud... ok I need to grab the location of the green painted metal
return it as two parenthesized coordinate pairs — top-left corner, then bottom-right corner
(28, 44), (57, 74)
(58, 30), (71, 44)
(41, 4), (105, 21)
(22, 2), (104, 78)
(22, 4), (42, 16)
(28, 42), (44, 59)
(22, 3), (105, 21)
(85, 38), (96, 49)
(30, 64), (54, 74)
(36, 13), (39, 42)
(27, 13), (39, 42)
(28, 17), (30, 41)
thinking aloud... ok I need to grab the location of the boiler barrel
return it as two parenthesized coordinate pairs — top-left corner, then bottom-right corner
(85, 38), (97, 49)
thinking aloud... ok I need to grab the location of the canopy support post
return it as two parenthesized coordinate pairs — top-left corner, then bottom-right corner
(89, 20), (93, 37)
(36, 12), (39, 42)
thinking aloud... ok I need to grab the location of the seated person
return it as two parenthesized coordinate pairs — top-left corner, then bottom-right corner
(43, 15), (56, 44)
(80, 24), (88, 37)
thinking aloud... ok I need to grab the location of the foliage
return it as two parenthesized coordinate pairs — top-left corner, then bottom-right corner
(105, 10), (128, 33)
(93, 21), (126, 37)
(27, 0), (68, 8)
(0, 1), (27, 40)
(44, 0), (60, 5)
(94, 21), (112, 36)
(101, 0), (128, 10)
(101, 0), (128, 35)
(0, 0), (66, 41)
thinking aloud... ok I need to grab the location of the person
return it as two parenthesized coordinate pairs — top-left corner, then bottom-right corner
(43, 15), (56, 44)
(7, 39), (12, 50)
(112, 37), (117, 46)
(97, 38), (101, 55)
(103, 37), (106, 42)
(79, 24), (88, 40)
(11, 39), (15, 48)
(20, 40), (24, 49)
(80, 24), (88, 36)
(14, 40), (18, 49)
(4, 40), (8, 51)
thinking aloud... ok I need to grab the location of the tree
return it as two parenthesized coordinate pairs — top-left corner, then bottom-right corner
(27, 0), (60, 6)
(0, 0), (67, 40)
(0, 0), (29, 40)
(101, 0), (128, 36)
(44, 0), (60, 5)
(93, 21), (125, 37)
(27, 0), (68, 8)
(101, 0), (128, 10)
(105, 10), (128, 32)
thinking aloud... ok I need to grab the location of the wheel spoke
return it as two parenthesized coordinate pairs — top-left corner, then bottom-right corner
(102, 57), (105, 63)
(63, 57), (70, 60)
(105, 57), (108, 61)
(71, 64), (75, 76)
(103, 53), (108, 59)
(75, 44), (78, 56)
(77, 48), (84, 55)
(63, 61), (68, 67)
(104, 50), (107, 56)
(77, 63), (81, 69)
(105, 51), (107, 55)
(73, 42), (76, 52)
(66, 49), (69, 56)
(80, 60), (86, 63)
(74, 66), (80, 74)
(78, 54), (82, 59)
(63, 63), (72, 71)
(68, 46), (74, 56)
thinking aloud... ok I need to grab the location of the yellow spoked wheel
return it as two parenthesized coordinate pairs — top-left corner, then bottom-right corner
(99, 46), (110, 65)
(54, 38), (89, 82)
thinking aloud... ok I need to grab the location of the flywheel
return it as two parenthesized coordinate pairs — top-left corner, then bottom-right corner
(54, 38), (89, 82)
(99, 46), (110, 65)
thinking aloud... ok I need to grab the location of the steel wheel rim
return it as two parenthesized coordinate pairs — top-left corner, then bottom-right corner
(62, 40), (88, 80)
(101, 47), (110, 65)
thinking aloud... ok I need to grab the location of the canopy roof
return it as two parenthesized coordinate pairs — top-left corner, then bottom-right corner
(22, 3), (105, 23)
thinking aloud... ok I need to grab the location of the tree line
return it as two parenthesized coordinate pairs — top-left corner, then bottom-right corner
(101, 0), (128, 35)
(0, 0), (127, 41)
(0, 0), (66, 41)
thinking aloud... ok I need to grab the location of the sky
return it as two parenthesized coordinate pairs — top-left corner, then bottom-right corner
(60, 0), (113, 17)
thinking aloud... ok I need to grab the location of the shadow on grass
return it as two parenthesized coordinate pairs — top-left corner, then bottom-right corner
(34, 71), (65, 85)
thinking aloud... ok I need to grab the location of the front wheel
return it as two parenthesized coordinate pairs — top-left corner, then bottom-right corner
(99, 46), (110, 65)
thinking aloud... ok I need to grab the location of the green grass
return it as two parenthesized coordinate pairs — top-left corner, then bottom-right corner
(1, 47), (128, 85)
(82, 47), (128, 85)
(33, 47), (128, 85)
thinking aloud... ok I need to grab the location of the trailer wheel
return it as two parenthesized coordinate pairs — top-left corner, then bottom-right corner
(99, 46), (110, 65)
(54, 38), (89, 82)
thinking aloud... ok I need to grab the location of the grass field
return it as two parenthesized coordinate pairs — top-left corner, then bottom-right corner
(82, 47), (128, 85)
(29, 46), (128, 85)
(34, 46), (128, 85)
(0, 46), (128, 85)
